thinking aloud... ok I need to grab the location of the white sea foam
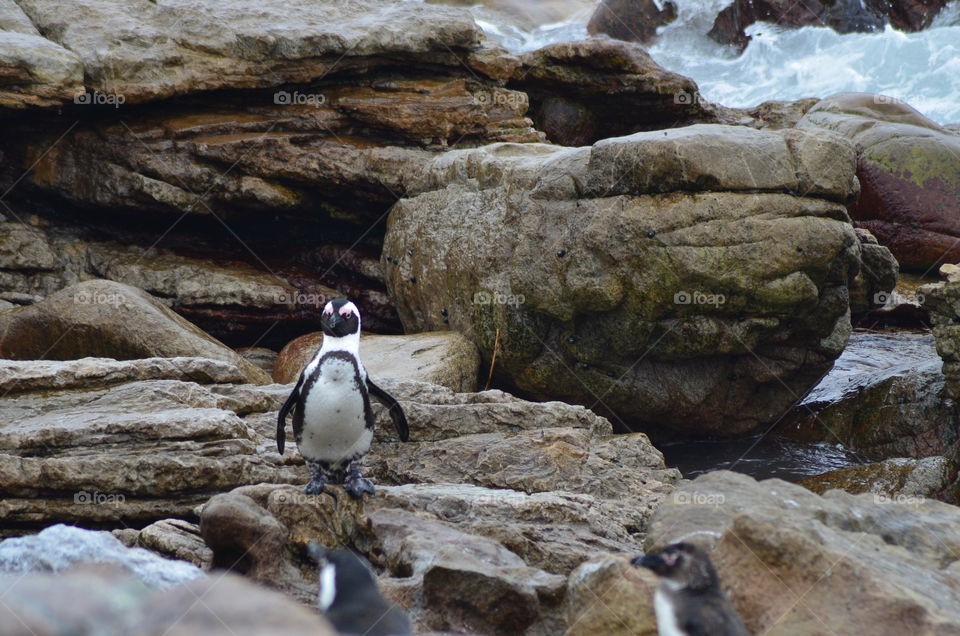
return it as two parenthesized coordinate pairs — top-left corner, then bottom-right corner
(471, 0), (960, 124)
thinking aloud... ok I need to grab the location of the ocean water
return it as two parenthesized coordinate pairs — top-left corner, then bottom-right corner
(469, 0), (960, 125)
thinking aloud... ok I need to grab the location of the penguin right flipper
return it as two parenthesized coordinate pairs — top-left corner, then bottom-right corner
(277, 374), (304, 455)
(367, 378), (409, 442)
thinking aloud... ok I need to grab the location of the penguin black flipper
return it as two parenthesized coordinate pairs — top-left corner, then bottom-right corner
(682, 596), (750, 636)
(366, 378), (409, 442)
(277, 374), (305, 455)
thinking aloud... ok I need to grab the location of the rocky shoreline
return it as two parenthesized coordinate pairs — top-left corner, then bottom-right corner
(2, 0), (960, 634)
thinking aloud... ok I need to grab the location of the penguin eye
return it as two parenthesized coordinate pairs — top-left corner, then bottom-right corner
(322, 305), (334, 316)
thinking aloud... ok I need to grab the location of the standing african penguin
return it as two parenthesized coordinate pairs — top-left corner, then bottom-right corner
(276, 298), (409, 497)
(308, 542), (412, 636)
(633, 542), (749, 636)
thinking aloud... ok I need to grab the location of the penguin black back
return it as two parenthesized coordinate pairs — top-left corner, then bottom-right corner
(633, 542), (749, 636)
(308, 542), (411, 636)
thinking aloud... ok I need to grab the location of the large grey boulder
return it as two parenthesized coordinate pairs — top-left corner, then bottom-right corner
(383, 124), (892, 436)
(0, 279), (270, 384)
(272, 330), (481, 392)
(13, 0), (484, 103)
(0, 0), (82, 108)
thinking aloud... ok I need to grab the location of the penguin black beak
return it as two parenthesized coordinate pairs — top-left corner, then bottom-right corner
(632, 554), (664, 571)
(328, 314), (342, 329)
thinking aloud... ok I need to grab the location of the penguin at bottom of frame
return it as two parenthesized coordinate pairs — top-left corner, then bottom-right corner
(308, 542), (412, 636)
(633, 542), (749, 636)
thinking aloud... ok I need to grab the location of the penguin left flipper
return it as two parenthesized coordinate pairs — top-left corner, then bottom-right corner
(277, 374), (304, 454)
(366, 378), (409, 442)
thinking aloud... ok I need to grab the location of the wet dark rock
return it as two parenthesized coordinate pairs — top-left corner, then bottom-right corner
(778, 331), (957, 462)
(708, 0), (945, 50)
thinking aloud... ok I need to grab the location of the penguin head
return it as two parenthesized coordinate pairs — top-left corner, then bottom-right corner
(632, 542), (720, 592)
(307, 542), (380, 612)
(321, 298), (361, 338)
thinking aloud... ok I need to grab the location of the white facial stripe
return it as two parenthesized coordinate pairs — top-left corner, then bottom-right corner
(322, 302), (334, 315)
(338, 301), (359, 317)
(318, 562), (337, 612)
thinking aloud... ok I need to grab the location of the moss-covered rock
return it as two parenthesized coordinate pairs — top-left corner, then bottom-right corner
(799, 92), (960, 270)
(384, 125), (892, 436)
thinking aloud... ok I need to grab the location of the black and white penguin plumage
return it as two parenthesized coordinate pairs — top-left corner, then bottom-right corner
(276, 298), (409, 497)
(632, 542), (749, 636)
(308, 542), (412, 636)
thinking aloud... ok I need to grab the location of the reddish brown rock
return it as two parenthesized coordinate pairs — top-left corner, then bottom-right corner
(586, 0), (677, 44)
(799, 93), (960, 271)
(710, 0), (949, 50)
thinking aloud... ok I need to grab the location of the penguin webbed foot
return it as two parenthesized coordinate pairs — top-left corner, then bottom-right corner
(304, 462), (329, 495)
(304, 478), (327, 495)
(343, 463), (375, 498)
(344, 474), (375, 498)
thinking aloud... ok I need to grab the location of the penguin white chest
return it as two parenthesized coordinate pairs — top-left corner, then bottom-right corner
(654, 588), (686, 636)
(299, 358), (371, 464)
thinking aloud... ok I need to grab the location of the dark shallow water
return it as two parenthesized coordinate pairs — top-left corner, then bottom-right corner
(660, 330), (937, 482)
(660, 435), (865, 482)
